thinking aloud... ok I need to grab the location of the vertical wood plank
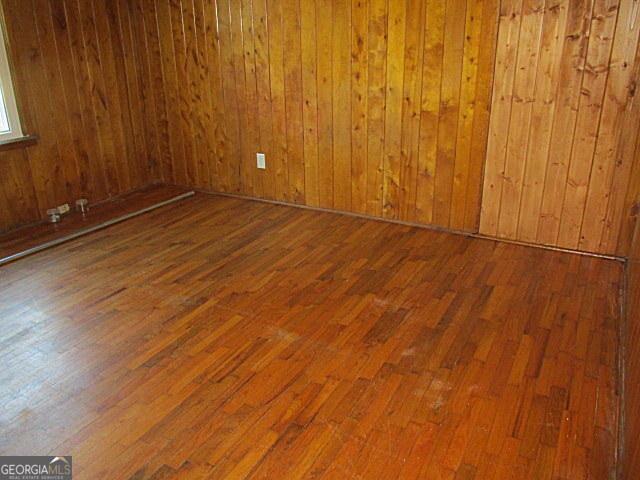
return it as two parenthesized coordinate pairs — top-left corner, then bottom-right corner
(156, 0), (186, 185)
(398, 0), (426, 222)
(332, 0), (352, 210)
(464, 0), (499, 230)
(12, 0), (67, 210)
(267, 0), (290, 200)
(594, 0), (640, 253)
(95, 0), (136, 190)
(316, 0), (334, 208)
(49, 0), (91, 197)
(186, 0), (209, 189)
(0, 150), (39, 230)
(535, 0), (594, 245)
(579, 0), (640, 252)
(194, 0), (215, 190)
(216, 0), (242, 192)
(130, 0), (163, 184)
(283, 0), (306, 203)
(603, 47), (640, 257)
(203, 0), (228, 192)
(433, 0), (467, 226)
(557, 0), (618, 248)
(451, 0), (485, 229)
(116, 0), (152, 187)
(416, 0), (446, 224)
(495, 0), (544, 238)
(351, 0), (368, 214)
(382, 0), (406, 219)
(301, 0), (319, 206)
(479, 0), (523, 236)
(516, 0), (568, 242)
(365, 0), (387, 217)
(253, 0), (276, 199)
(36, 0), (82, 202)
(239, 0), (261, 196)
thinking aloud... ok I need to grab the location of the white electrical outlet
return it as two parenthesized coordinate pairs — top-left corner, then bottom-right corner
(256, 152), (266, 170)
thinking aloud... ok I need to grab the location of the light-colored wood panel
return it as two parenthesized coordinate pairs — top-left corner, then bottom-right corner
(536, 0), (593, 246)
(591, 0), (640, 254)
(556, 0), (617, 248)
(496, 0), (544, 239)
(516, 0), (568, 242)
(479, 0), (523, 236)
(480, 0), (640, 255)
(578, 0), (639, 252)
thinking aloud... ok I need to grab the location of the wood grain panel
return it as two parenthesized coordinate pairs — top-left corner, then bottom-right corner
(624, 112), (640, 479)
(480, 0), (640, 255)
(0, 0), (153, 232)
(141, 0), (499, 232)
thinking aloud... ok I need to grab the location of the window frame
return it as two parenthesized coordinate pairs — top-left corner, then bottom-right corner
(0, 17), (23, 142)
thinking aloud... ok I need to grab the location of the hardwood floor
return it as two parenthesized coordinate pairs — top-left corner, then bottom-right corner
(0, 192), (621, 479)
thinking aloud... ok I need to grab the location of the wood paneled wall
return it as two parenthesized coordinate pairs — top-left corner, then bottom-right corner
(480, 0), (640, 255)
(0, 0), (156, 232)
(136, 0), (500, 232)
(624, 134), (640, 477)
(3, 0), (639, 256)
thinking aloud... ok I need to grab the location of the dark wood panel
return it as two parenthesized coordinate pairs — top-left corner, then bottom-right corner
(0, 0), (153, 232)
(623, 136), (640, 478)
(0, 192), (621, 478)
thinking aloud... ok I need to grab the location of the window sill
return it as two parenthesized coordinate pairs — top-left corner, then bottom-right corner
(0, 134), (38, 152)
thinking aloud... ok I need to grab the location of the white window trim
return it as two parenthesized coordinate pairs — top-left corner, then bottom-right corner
(0, 19), (23, 142)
